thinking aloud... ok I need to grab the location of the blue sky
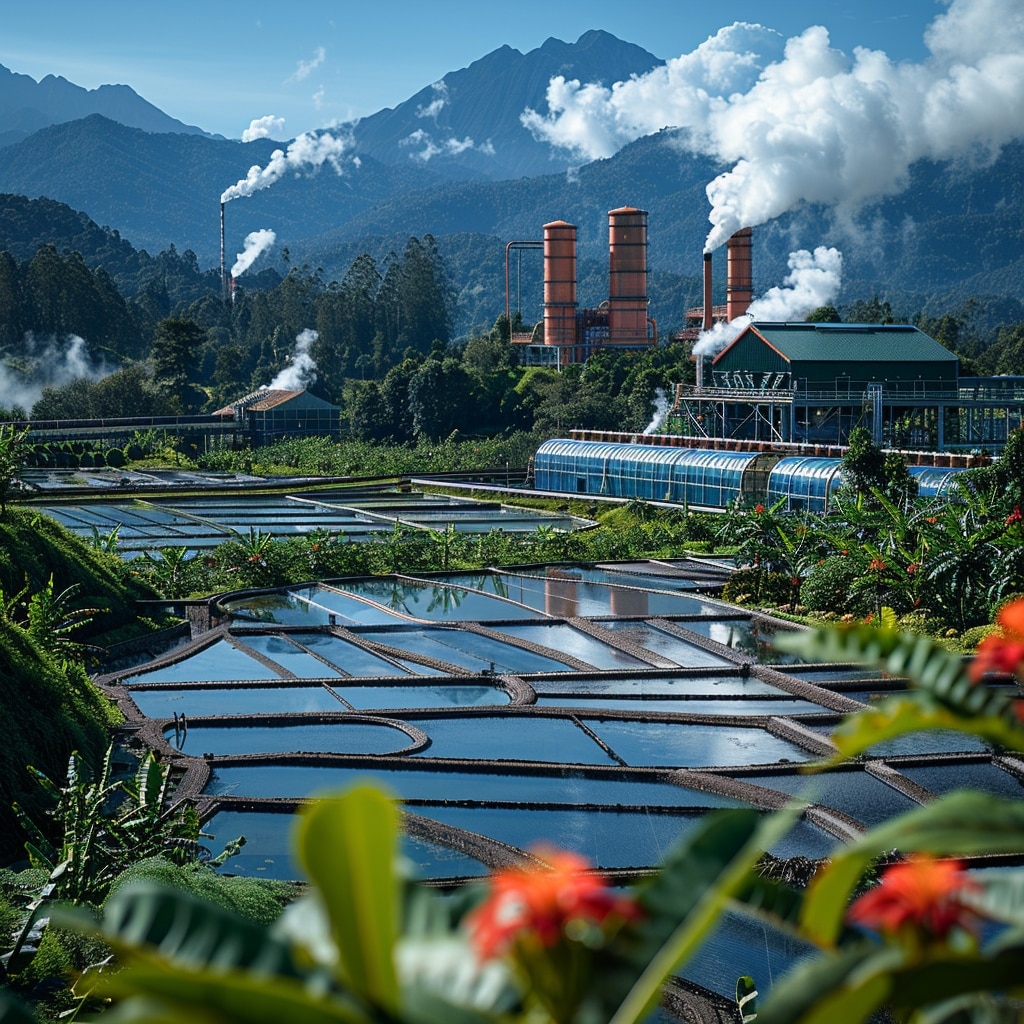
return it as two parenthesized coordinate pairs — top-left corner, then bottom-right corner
(1, 0), (941, 140)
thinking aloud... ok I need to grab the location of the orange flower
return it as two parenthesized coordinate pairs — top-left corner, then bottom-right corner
(754, 504), (765, 514)
(869, 558), (886, 572)
(969, 597), (1024, 682)
(1006, 506), (1023, 526)
(467, 848), (639, 959)
(848, 856), (980, 940)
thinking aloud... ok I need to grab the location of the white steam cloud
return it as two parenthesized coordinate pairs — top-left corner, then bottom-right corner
(231, 229), (277, 278)
(221, 130), (349, 203)
(401, 128), (495, 162)
(1, 334), (113, 413)
(242, 115), (286, 142)
(521, 0), (1024, 251)
(693, 246), (843, 356)
(267, 329), (318, 390)
(643, 388), (670, 435)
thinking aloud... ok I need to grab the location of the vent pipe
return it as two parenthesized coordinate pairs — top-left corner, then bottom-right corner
(702, 251), (713, 332)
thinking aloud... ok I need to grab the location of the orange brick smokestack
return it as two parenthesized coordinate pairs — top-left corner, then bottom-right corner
(543, 220), (578, 351)
(608, 206), (649, 344)
(726, 227), (753, 320)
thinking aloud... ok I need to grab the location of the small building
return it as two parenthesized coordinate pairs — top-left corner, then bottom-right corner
(215, 388), (341, 447)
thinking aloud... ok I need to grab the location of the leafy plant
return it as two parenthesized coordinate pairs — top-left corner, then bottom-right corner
(13, 744), (203, 906)
(59, 786), (793, 1024)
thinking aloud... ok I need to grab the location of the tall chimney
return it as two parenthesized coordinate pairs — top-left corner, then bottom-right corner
(608, 206), (649, 346)
(220, 202), (229, 304)
(726, 228), (753, 320)
(543, 221), (578, 353)
(702, 251), (713, 331)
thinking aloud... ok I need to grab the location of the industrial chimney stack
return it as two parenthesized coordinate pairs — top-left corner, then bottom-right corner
(726, 227), (753, 321)
(220, 202), (229, 305)
(543, 221), (578, 353)
(608, 207), (649, 345)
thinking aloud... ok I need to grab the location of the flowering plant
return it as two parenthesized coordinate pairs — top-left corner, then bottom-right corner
(30, 600), (1024, 1024)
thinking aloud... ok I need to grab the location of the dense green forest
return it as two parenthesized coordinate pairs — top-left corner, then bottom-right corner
(2, 192), (1024, 439)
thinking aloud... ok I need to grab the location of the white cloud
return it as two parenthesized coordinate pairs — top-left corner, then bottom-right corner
(417, 81), (448, 120)
(241, 114), (286, 143)
(290, 46), (326, 83)
(400, 129), (494, 162)
(519, 0), (1024, 251)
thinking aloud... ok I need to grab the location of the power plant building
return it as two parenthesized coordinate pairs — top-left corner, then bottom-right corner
(511, 208), (656, 365)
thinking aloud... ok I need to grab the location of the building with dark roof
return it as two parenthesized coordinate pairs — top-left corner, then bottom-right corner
(672, 321), (1024, 451)
(214, 389), (341, 447)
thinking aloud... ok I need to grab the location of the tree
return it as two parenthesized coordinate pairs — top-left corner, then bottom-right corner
(151, 317), (207, 412)
(408, 357), (474, 440)
(806, 305), (840, 323)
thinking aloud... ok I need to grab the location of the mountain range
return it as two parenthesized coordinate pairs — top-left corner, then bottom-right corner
(0, 32), (1022, 339)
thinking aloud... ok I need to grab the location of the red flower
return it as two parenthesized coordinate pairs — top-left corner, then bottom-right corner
(1006, 506), (1023, 526)
(869, 558), (886, 572)
(754, 504), (765, 514)
(467, 848), (639, 960)
(969, 598), (1024, 682)
(791, 577), (800, 587)
(906, 563), (918, 574)
(848, 856), (980, 940)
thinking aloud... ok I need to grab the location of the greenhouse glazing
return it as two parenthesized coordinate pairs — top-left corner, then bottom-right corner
(533, 440), (777, 509)
(765, 457), (845, 512)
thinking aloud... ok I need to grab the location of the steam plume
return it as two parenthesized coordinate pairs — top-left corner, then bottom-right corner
(693, 246), (842, 356)
(242, 115), (286, 142)
(267, 329), (318, 390)
(520, 0), (1024, 250)
(232, 229), (276, 277)
(1, 334), (113, 413)
(221, 130), (349, 203)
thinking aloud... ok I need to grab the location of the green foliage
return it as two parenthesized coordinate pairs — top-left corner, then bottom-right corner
(62, 786), (789, 1024)
(108, 857), (296, 926)
(0, 423), (29, 517)
(800, 554), (868, 613)
(14, 744), (203, 905)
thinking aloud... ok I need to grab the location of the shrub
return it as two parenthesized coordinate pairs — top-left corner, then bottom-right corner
(800, 554), (870, 615)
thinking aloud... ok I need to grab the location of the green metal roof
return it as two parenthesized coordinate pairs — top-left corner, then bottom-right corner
(715, 323), (958, 365)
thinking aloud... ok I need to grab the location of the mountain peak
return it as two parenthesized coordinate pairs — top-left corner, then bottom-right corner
(0, 62), (212, 146)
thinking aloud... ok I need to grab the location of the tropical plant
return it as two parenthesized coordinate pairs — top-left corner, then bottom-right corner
(0, 423), (29, 517)
(13, 744), (204, 907)
(53, 784), (796, 1024)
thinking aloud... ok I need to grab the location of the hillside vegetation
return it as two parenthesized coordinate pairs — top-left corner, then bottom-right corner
(0, 508), (158, 862)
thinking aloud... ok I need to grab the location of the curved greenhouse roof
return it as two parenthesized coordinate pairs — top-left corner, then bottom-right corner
(908, 464), (968, 497)
(766, 457), (845, 512)
(534, 439), (776, 509)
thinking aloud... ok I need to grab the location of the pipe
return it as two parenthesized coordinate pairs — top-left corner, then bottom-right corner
(220, 202), (228, 304)
(702, 251), (713, 332)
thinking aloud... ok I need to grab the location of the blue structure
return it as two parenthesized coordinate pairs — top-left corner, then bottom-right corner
(908, 464), (969, 498)
(765, 457), (845, 512)
(535, 439), (971, 513)
(533, 439), (777, 509)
